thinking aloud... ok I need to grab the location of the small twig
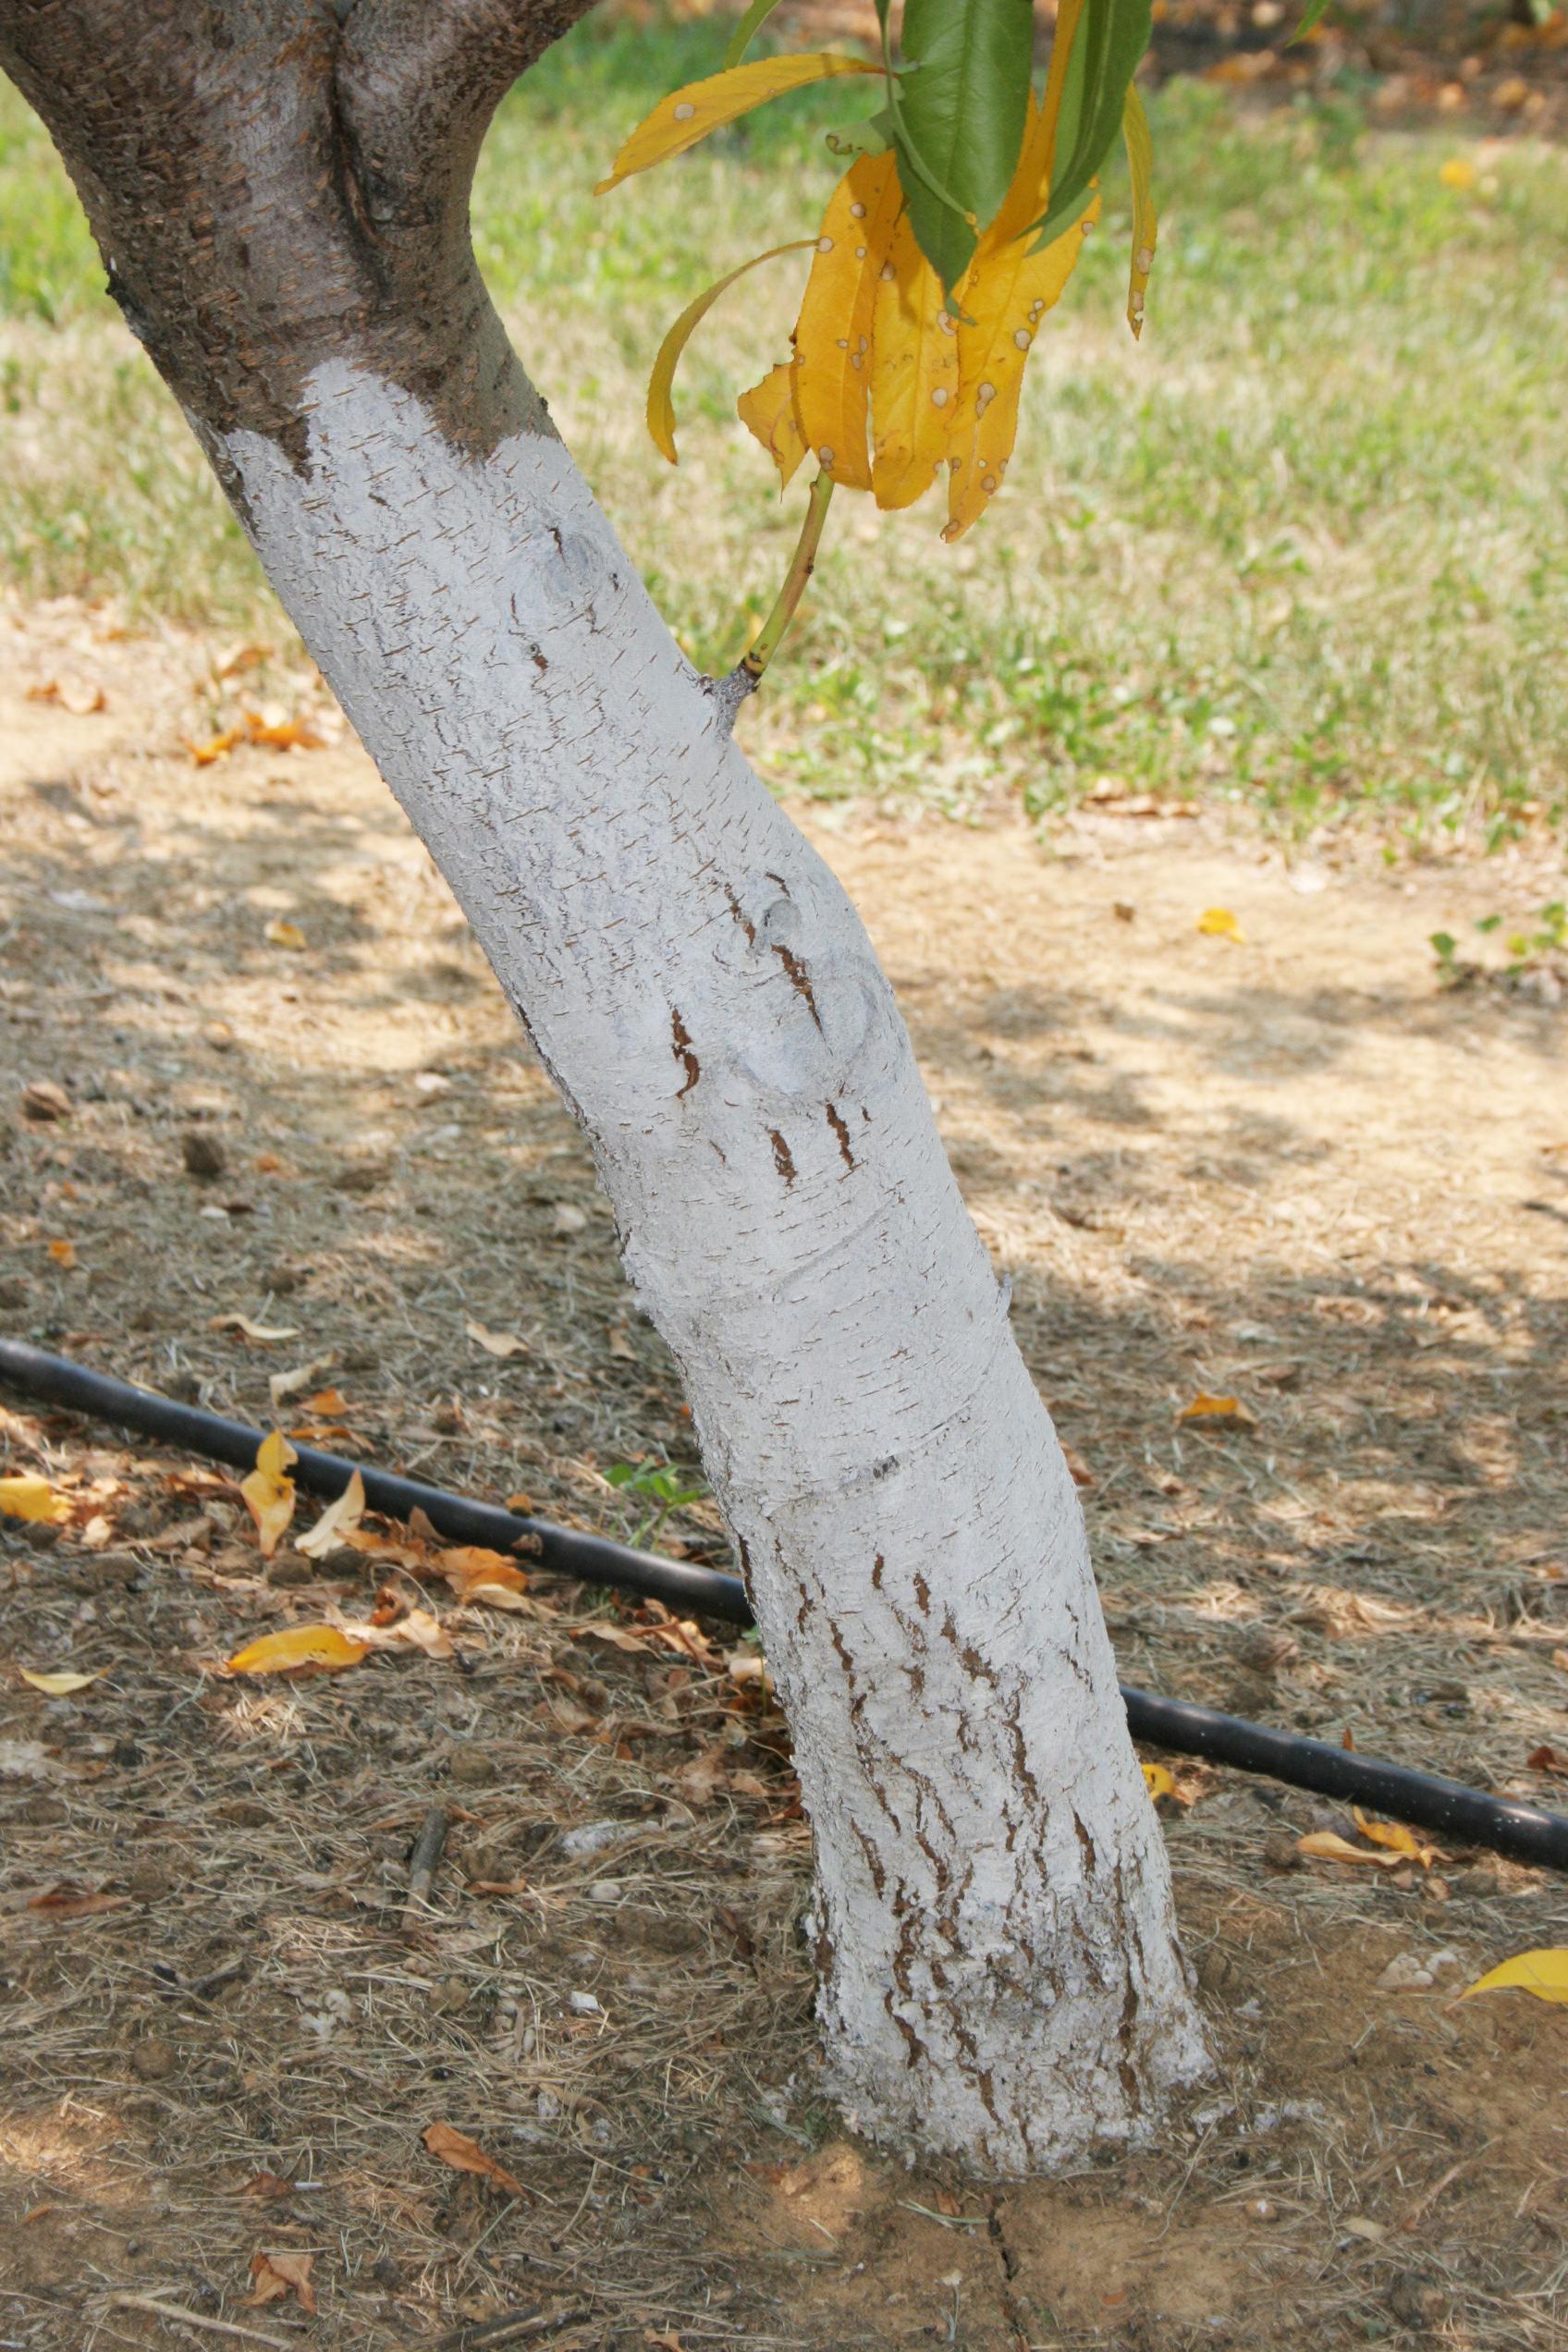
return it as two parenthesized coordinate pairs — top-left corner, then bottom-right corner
(104, 2295), (291, 2349)
(735, 470), (835, 692)
(433, 2303), (592, 2350)
(403, 1803), (449, 1917)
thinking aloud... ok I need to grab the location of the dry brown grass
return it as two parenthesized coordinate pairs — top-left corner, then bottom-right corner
(1, 594), (1566, 2349)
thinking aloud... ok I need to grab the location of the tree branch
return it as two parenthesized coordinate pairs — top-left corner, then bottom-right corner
(338, 0), (602, 235)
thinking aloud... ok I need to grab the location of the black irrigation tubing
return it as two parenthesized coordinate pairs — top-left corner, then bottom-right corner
(5, 1335), (1566, 1876)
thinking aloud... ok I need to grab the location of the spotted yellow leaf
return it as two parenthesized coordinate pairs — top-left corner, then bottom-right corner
(225, 1623), (370, 1676)
(792, 149), (904, 495)
(240, 1427), (298, 1559)
(1142, 1762), (1177, 1801)
(595, 55), (880, 195)
(648, 241), (812, 464)
(944, 195), (1096, 543)
(1122, 85), (1157, 340)
(1197, 907), (1244, 942)
(19, 1667), (104, 1696)
(738, 361), (809, 492)
(0, 1474), (70, 1525)
(870, 206), (960, 511)
(1461, 1949), (1568, 2004)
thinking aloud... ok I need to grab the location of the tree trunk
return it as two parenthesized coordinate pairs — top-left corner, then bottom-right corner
(2, 0), (1208, 2172)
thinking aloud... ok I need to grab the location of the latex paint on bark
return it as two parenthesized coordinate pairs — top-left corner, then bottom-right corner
(223, 360), (1208, 2170)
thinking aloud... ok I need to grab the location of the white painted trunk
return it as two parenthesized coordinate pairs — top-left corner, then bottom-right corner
(223, 360), (1208, 2172)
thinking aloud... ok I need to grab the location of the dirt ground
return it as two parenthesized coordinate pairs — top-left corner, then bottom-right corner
(2, 593), (1566, 2352)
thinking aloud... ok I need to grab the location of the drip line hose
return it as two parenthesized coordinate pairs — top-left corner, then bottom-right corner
(4, 1336), (1565, 1876)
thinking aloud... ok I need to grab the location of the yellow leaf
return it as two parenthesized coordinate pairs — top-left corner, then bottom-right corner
(1122, 85), (1158, 340)
(464, 1317), (531, 1360)
(1461, 1949), (1568, 2004)
(647, 242), (813, 464)
(792, 149), (903, 494)
(985, 1), (1085, 251)
(422, 2120), (528, 2197)
(47, 1239), (78, 1268)
(1177, 1392), (1255, 1424)
(264, 917), (306, 950)
(240, 1428), (298, 1558)
(1197, 907), (1245, 942)
(594, 54), (880, 194)
(943, 194), (1096, 541)
(225, 1623), (370, 1675)
(19, 1668), (104, 1696)
(1439, 156), (1477, 191)
(0, 1474), (70, 1525)
(737, 361), (808, 492)
(1296, 1831), (1404, 1869)
(186, 727), (242, 766)
(871, 205), (960, 511)
(1142, 1762), (1177, 1801)
(242, 711), (322, 752)
(1353, 1807), (1444, 1868)
(294, 1470), (366, 1561)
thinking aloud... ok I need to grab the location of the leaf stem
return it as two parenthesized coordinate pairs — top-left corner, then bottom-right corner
(741, 471), (835, 687)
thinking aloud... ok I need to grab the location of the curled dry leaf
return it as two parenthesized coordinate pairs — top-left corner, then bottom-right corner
(226, 1623), (370, 1676)
(21, 1078), (73, 1121)
(18, 1668), (104, 1697)
(1461, 1949), (1568, 2005)
(1296, 1831), (1406, 1870)
(465, 1317), (528, 1358)
(240, 1429), (298, 1557)
(27, 1883), (129, 1918)
(1354, 1807), (1445, 1868)
(0, 1474), (71, 1525)
(422, 2121), (528, 2198)
(210, 1313), (300, 1344)
(246, 2248), (317, 2312)
(295, 1470), (366, 1561)
(1177, 1392), (1256, 1425)
(263, 916), (307, 949)
(268, 1354), (337, 1410)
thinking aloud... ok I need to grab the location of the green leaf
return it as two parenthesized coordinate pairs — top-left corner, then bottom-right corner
(1292, 0), (1334, 34)
(895, 0), (1035, 291)
(1027, 0), (1154, 253)
(826, 105), (895, 161)
(724, 0), (788, 69)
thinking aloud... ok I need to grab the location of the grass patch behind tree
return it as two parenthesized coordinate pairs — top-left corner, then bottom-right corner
(2, 12), (1566, 848)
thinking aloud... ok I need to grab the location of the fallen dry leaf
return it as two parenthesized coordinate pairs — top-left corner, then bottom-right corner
(27, 676), (106, 714)
(1527, 1745), (1568, 1777)
(1197, 906), (1245, 943)
(1142, 1762), (1178, 1802)
(27, 1883), (129, 1918)
(1296, 1831), (1405, 1870)
(422, 2122), (527, 2198)
(1353, 1807), (1443, 1868)
(1554, 1648), (1568, 1676)
(1177, 1392), (1256, 1425)
(226, 1623), (370, 1676)
(240, 1430), (298, 1558)
(245, 2249), (316, 2313)
(436, 1545), (531, 1605)
(465, 1317), (528, 1359)
(21, 1079), (72, 1121)
(185, 726), (244, 765)
(268, 1354), (337, 1411)
(1461, 1949), (1568, 2005)
(239, 2173), (295, 2200)
(298, 1388), (349, 1418)
(243, 710), (323, 752)
(18, 1668), (104, 1697)
(0, 1475), (71, 1525)
(211, 1313), (300, 1344)
(294, 1472), (367, 1561)
(263, 916), (307, 950)
(46, 1239), (77, 1269)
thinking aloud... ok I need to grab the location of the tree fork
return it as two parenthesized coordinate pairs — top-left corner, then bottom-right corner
(0, 0), (1210, 2170)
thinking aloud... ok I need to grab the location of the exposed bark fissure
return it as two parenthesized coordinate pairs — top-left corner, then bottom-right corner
(2, 0), (1212, 2171)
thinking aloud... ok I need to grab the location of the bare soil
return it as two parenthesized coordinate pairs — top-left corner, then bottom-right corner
(2, 594), (1566, 2352)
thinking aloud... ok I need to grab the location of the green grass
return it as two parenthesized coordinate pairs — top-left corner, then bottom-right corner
(3, 12), (1567, 846)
